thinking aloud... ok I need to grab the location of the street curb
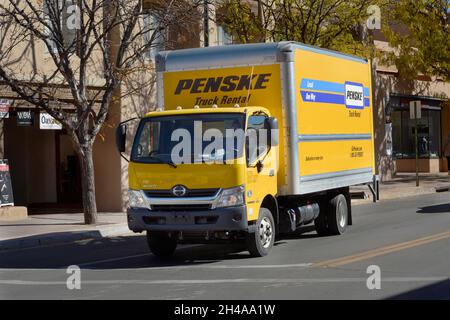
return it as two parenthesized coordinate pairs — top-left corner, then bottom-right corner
(351, 187), (447, 205)
(0, 223), (131, 251)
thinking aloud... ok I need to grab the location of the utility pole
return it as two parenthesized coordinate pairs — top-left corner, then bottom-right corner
(203, 0), (209, 47)
(410, 101), (421, 187)
(414, 105), (419, 186)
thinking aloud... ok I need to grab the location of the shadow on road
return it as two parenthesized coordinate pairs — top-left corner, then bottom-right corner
(417, 203), (450, 214)
(0, 225), (319, 270)
(279, 225), (320, 240)
(386, 279), (450, 300)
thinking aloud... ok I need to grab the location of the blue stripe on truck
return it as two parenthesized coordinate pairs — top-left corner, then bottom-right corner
(300, 78), (370, 97)
(300, 78), (371, 109)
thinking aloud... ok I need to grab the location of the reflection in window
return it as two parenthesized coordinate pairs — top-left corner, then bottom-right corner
(246, 115), (269, 165)
(391, 98), (441, 159)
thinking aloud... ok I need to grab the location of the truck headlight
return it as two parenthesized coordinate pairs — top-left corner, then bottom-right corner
(212, 186), (245, 209)
(128, 190), (149, 209)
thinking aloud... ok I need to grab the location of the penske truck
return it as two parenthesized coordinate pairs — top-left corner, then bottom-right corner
(116, 42), (378, 257)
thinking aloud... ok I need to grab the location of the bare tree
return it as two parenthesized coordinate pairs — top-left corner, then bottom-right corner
(0, 0), (204, 224)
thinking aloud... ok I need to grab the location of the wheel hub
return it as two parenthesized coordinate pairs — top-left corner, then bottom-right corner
(259, 217), (273, 248)
(338, 201), (347, 228)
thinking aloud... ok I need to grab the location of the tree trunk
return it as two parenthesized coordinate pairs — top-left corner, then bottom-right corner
(79, 143), (98, 225)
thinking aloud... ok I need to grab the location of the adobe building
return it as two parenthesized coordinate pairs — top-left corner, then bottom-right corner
(0, 0), (224, 213)
(372, 32), (450, 180)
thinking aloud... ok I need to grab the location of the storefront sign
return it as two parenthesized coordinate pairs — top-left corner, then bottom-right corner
(385, 123), (392, 157)
(0, 99), (10, 119)
(17, 110), (34, 126)
(40, 112), (62, 130)
(0, 160), (14, 207)
(409, 100), (421, 119)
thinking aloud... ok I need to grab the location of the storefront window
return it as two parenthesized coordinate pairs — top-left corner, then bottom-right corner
(391, 97), (442, 159)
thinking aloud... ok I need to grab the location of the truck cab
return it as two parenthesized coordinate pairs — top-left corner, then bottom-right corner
(118, 106), (280, 256)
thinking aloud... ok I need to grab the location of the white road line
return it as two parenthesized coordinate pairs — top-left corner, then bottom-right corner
(78, 253), (152, 267)
(0, 263), (313, 271)
(1, 277), (448, 286)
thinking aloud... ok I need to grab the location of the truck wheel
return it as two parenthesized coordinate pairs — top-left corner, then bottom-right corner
(246, 208), (275, 257)
(314, 210), (329, 236)
(327, 194), (348, 235)
(146, 231), (177, 257)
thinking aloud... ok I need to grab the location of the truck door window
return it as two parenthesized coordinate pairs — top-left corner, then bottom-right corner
(133, 121), (160, 158)
(246, 115), (270, 165)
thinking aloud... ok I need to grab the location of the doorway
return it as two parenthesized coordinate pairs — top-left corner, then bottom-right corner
(3, 110), (82, 212)
(55, 131), (82, 206)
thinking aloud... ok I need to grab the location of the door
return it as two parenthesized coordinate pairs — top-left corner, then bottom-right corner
(55, 131), (82, 206)
(245, 114), (278, 222)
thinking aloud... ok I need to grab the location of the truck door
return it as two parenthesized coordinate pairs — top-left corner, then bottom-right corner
(245, 114), (278, 222)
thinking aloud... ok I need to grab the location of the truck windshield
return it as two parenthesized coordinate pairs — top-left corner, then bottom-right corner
(131, 113), (246, 164)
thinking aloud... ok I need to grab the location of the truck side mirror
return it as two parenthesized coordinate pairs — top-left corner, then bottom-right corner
(267, 117), (279, 147)
(116, 124), (127, 153)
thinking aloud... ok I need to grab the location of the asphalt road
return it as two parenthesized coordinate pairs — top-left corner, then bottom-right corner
(1, 192), (450, 300)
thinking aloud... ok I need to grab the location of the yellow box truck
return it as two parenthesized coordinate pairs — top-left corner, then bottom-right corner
(116, 42), (378, 257)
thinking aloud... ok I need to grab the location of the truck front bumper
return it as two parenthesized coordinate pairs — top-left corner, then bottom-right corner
(127, 206), (248, 232)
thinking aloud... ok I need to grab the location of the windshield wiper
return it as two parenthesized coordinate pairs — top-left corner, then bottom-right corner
(148, 155), (177, 168)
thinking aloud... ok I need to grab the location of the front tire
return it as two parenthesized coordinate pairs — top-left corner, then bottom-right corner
(146, 231), (177, 257)
(246, 208), (275, 257)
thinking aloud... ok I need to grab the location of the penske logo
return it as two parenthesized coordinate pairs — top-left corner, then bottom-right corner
(174, 74), (272, 95)
(345, 82), (364, 109)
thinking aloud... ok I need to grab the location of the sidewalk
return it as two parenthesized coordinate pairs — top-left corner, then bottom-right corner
(0, 213), (131, 251)
(1, 173), (449, 251)
(351, 172), (450, 204)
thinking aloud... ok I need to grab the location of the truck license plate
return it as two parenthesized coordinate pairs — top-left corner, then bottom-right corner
(172, 214), (191, 224)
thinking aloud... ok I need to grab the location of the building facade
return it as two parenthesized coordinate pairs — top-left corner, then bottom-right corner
(372, 32), (450, 180)
(0, 0), (229, 213)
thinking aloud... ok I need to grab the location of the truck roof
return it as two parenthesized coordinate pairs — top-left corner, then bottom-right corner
(143, 106), (270, 118)
(156, 41), (368, 72)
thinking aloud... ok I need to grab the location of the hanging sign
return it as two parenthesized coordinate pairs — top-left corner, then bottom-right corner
(17, 110), (34, 126)
(0, 99), (10, 119)
(409, 100), (422, 119)
(40, 112), (62, 130)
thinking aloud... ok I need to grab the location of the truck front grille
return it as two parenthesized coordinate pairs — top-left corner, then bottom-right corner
(151, 204), (211, 211)
(145, 188), (219, 198)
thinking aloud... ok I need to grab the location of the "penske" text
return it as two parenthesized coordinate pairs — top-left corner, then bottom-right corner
(174, 74), (272, 95)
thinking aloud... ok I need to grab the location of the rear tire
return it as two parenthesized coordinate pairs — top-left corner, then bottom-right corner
(327, 194), (348, 235)
(246, 208), (275, 257)
(146, 231), (177, 257)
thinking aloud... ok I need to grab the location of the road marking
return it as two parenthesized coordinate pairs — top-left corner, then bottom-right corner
(138, 263), (314, 270)
(1, 277), (448, 286)
(86, 263), (313, 270)
(313, 230), (450, 268)
(2, 262), (313, 271)
(78, 245), (200, 267)
(78, 253), (152, 267)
